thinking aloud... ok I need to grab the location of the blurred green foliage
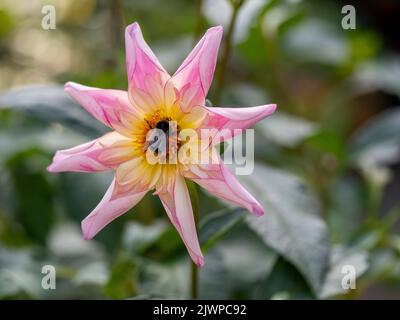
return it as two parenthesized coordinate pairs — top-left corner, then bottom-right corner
(0, 0), (400, 299)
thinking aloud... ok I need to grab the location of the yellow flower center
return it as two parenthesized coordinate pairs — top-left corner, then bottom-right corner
(115, 101), (206, 192)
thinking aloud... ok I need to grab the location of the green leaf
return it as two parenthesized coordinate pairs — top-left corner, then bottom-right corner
(136, 250), (233, 299)
(73, 262), (109, 287)
(327, 175), (367, 243)
(0, 85), (105, 138)
(256, 113), (318, 147)
(48, 223), (104, 260)
(319, 246), (368, 298)
(142, 226), (186, 262)
(0, 109), (87, 164)
(0, 246), (42, 298)
(262, 3), (303, 38)
(137, 258), (189, 299)
(6, 149), (56, 245)
(217, 225), (278, 297)
(225, 83), (269, 107)
(350, 107), (400, 168)
(0, 209), (30, 246)
(355, 57), (400, 98)
(306, 130), (346, 160)
(58, 173), (113, 223)
(255, 257), (314, 299)
(282, 18), (348, 66)
(104, 259), (137, 299)
(199, 249), (232, 299)
(123, 220), (168, 255)
(57, 173), (127, 251)
(239, 163), (330, 295)
(199, 208), (245, 252)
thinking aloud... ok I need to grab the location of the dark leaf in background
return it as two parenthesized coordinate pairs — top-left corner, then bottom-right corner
(5, 149), (55, 245)
(216, 225), (277, 298)
(58, 173), (113, 223)
(0, 86), (105, 139)
(355, 57), (400, 98)
(134, 249), (233, 299)
(0, 247), (42, 299)
(73, 261), (109, 288)
(143, 226), (186, 263)
(199, 249), (232, 299)
(199, 208), (246, 252)
(48, 222), (105, 262)
(57, 172), (129, 252)
(256, 112), (318, 148)
(319, 246), (368, 299)
(328, 174), (367, 243)
(123, 220), (168, 256)
(240, 163), (330, 295)
(137, 257), (189, 299)
(255, 257), (314, 299)
(282, 18), (348, 66)
(104, 259), (137, 299)
(350, 107), (400, 168)
(0, 109), (87, 163)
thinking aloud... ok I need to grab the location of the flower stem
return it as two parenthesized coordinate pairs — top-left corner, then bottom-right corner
(214, 0), (244, 105)
(191, 250), (199, 299)
(187, 180), (200, 299)
(194, 0), (205, 43)
(108, 0), (125, 69)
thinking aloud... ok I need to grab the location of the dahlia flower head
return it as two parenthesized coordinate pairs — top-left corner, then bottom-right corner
(48, 22), (276, 267)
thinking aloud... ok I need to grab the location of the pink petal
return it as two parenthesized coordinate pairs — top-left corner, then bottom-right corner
(125, 22), (170, 112)
(158, 173), (204, 267)
(199, 104), (277, 144)
(47, 131), (133, 173)
(64, 82), (139, 137)
(82, 178), (147, 240)
(172, 26), (223, 111)
(185, 161), (264, 217)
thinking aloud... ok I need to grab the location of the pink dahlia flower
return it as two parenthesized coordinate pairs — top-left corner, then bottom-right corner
(48, 22), (276, 267)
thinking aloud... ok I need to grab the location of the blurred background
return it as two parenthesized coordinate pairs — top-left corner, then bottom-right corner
(0, 0), (400, 299)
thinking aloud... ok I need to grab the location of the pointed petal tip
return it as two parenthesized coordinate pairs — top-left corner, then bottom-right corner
(64, 81), (90, 92)
(81, 218), (95, 240)
(204, 25), (223, 45)
(64, 83), (72, 94)
(82, 234), (92, 241)
(64, 81), (76, 91)
(259, 103), (277, 118)
(251, 203), (265, 217)
(208, 25), (223, 35)
(195, 255), (205, 268)
(125, 21), (140, 35)
(269, 104), (278, 114)
(83, 234), (93, 241)
(47, 151), (61, 173)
